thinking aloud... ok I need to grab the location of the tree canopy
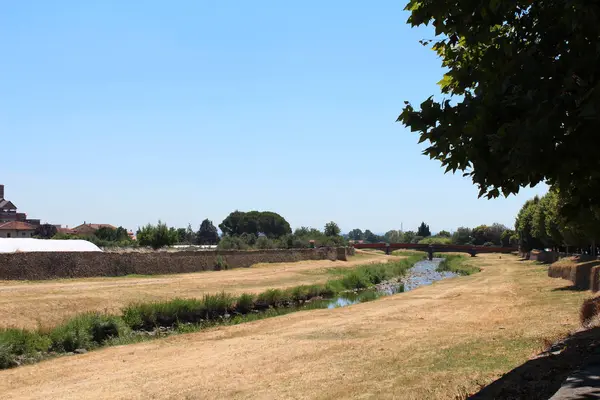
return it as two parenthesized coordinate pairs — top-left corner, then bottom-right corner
(324, 221), (341, 237)
(417, 222), (431, 237)
(398, 1), (600, 213)
(219, 211), (291, 238)
(197, 219), (220, 245)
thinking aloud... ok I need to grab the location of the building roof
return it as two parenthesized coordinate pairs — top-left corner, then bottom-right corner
(57, 227), (76, 235)
(73, 223), (117, 231)
(0, 200), (17, 210)
(0, 221), (37, 231)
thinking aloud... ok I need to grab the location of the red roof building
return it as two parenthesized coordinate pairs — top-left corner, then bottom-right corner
(0, 221), (37, 238)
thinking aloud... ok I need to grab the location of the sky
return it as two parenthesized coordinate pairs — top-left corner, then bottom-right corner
(0, 1), (547, 234)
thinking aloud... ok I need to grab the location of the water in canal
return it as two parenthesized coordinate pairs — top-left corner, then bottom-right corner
(322, 257), (459, 309)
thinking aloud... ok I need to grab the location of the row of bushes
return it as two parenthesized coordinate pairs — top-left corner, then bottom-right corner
(0, 253), (425, 369)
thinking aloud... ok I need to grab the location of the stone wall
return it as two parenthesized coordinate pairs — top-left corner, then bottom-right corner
(0, 247), (342, 280)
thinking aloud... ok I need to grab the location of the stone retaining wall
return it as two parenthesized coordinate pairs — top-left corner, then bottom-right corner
(0, 247), (344, 280)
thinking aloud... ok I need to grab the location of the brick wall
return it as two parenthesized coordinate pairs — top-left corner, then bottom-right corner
(0, 247), (342, 280)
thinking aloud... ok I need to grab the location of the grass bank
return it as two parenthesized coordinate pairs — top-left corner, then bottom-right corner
(436, 253), (480, 275)
(0, 254), (424, 370)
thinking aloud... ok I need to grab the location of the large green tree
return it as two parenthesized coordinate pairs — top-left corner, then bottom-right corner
(324, 221), (341, 237)
(219, 211), (291, 238)
(398, 1), (600, 213)
(417, 222), (431, 237)
(347, 228), (364, 241)
(196, 219), (220, 245)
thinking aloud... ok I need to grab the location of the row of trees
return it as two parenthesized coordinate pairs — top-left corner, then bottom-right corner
(346, 222), (514, 247)
(514, 189), (600, 254)
(217, 221), (346, 251)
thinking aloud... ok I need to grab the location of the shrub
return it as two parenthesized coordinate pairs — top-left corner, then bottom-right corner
(202, 292), (235, 318)
(50, 313), (129, 352)
(256, 289), (291, 308)
(217, 236), (249, 250)
(256, 236), (276, 249)
(236, 293), (256, 314)
(215, 255), (228, 271)
(137, 221), (178, 249)
(0, 329), (51, 368)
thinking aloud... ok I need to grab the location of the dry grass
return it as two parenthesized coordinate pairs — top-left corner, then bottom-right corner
(0, 254), (592, 400)
(0, 252), (392, 330)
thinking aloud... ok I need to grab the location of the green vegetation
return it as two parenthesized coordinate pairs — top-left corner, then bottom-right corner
(137, 221), (179, 249)
(196, 219), (220, 245)
(0, 254), (426, 370)
(398, 1), (600, 214)
(515, 189), (600, 254)
(417, 222), (431, 237)
(219, 210), (291, 238)
(436, 254), (479, 276)
(324, 221), (341, 237)
(419, 236), (451, 245)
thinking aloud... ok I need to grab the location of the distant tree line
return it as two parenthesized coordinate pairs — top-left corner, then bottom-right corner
(347, 221), (514, 247)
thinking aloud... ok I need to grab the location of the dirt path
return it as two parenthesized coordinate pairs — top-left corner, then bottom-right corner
(0, 252), (389, 329)
(0, 254), (591, 399)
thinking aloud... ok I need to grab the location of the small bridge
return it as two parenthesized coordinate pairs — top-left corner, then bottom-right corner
(352, 242), (517, 260)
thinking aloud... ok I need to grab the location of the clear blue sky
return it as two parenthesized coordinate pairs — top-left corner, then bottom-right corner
(1, 1), (547, 234)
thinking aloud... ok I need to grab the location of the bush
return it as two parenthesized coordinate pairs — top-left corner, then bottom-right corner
(215, 255), (228, 270)
(122, 294), (235, 330)
(235, 293), (256, 314)
(50, 313), (129, 352)
(256, 289), (291, 308)
(256, 236), (276, 249)
(137, 221), (178, 249)
(418, 236), (452, 245)
(0, 329), (51, 368)
(217, 236), (249, 250)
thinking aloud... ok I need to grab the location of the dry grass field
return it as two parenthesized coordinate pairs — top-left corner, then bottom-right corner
(0, 253), (591, 400)
(0, 251), (391, 329)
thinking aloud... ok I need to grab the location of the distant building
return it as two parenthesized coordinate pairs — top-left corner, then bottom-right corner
(0, 184), (41, 227)
(0, 221), (36, 238)
(72, 222), (117, 236)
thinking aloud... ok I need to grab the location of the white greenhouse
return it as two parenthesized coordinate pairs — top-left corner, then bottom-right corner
(0, 238), (102, 253)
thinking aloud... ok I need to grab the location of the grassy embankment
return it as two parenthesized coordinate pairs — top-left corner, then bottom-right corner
(0, 253), (592, 400)
(0, 253), (425, 369)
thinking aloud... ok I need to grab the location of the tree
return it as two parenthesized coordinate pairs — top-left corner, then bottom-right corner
(347, 228), (364, 241)
(501, 229), (517, 247)
(515, 197), (544, 252)
(34, 224), (57, 239)
(324, 221), (341, 237)
(451, 227), (472, 245)
(417, 222), (431, 237)
(137, 221), (178, 249)
(384, 230), (402, 243)
(364, 230), (380, 244)
(196, 219), (220, 245)
(176, 228), (187, 244)
(402, 230), (416, 243)
(219, 211), (291, 238)
(95, 226), (130, 242)
(398, 1), (600, 214)
(437, 230), (451, 238)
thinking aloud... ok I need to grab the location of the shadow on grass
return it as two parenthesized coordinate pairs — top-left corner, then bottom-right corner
(552, 285), (590, 292)
(468, 327), (600, 400)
